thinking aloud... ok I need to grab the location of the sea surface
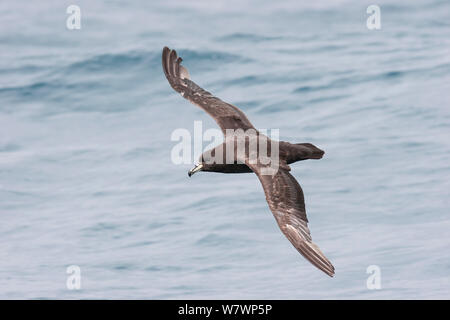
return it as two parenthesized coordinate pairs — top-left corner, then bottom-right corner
(1, 0), (449, 299)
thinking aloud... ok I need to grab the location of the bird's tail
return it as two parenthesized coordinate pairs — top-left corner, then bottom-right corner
(285, 143), (324, 163)
(296, 143), (324, 159)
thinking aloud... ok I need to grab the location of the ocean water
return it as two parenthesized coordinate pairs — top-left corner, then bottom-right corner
(1, 0), (449, 299)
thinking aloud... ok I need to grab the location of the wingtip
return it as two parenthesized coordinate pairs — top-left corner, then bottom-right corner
(299, 240), (335, 278)
(319, 262), (335, 277)
(162, 46), (170, 60)
(162, 46), (191, 83)
(326, 267), (335, 277)
(162, 46), (178, 79)
(319, 264), (335, 277)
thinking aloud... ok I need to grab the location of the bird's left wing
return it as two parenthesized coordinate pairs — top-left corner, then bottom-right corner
(246, 161), (335, 277)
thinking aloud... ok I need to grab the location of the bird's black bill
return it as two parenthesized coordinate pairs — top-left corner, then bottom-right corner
(188, 164), (203, 177)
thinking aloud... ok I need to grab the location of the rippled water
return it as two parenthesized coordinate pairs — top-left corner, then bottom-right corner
(1, 0), (449, 299)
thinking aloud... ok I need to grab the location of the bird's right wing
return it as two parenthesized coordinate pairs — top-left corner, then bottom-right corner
(162, 47), (256, 135)
(246, 161), (335, 277)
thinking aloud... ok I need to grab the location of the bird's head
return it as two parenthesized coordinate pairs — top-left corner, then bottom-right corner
(188, 152), (222, 177)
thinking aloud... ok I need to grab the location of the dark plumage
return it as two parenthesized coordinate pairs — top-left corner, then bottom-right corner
(162, 47), (335, 277)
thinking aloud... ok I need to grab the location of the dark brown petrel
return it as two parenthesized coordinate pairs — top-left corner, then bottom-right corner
(162, 47), (335, 277)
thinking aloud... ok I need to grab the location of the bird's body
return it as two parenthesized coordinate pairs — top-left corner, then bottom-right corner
(162, 47), (335, 277)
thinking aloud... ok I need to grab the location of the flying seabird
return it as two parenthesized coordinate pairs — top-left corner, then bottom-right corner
(162, 47), (335, 277)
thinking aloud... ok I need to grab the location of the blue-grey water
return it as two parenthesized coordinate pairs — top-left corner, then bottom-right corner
(1, 0), (449, 299)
